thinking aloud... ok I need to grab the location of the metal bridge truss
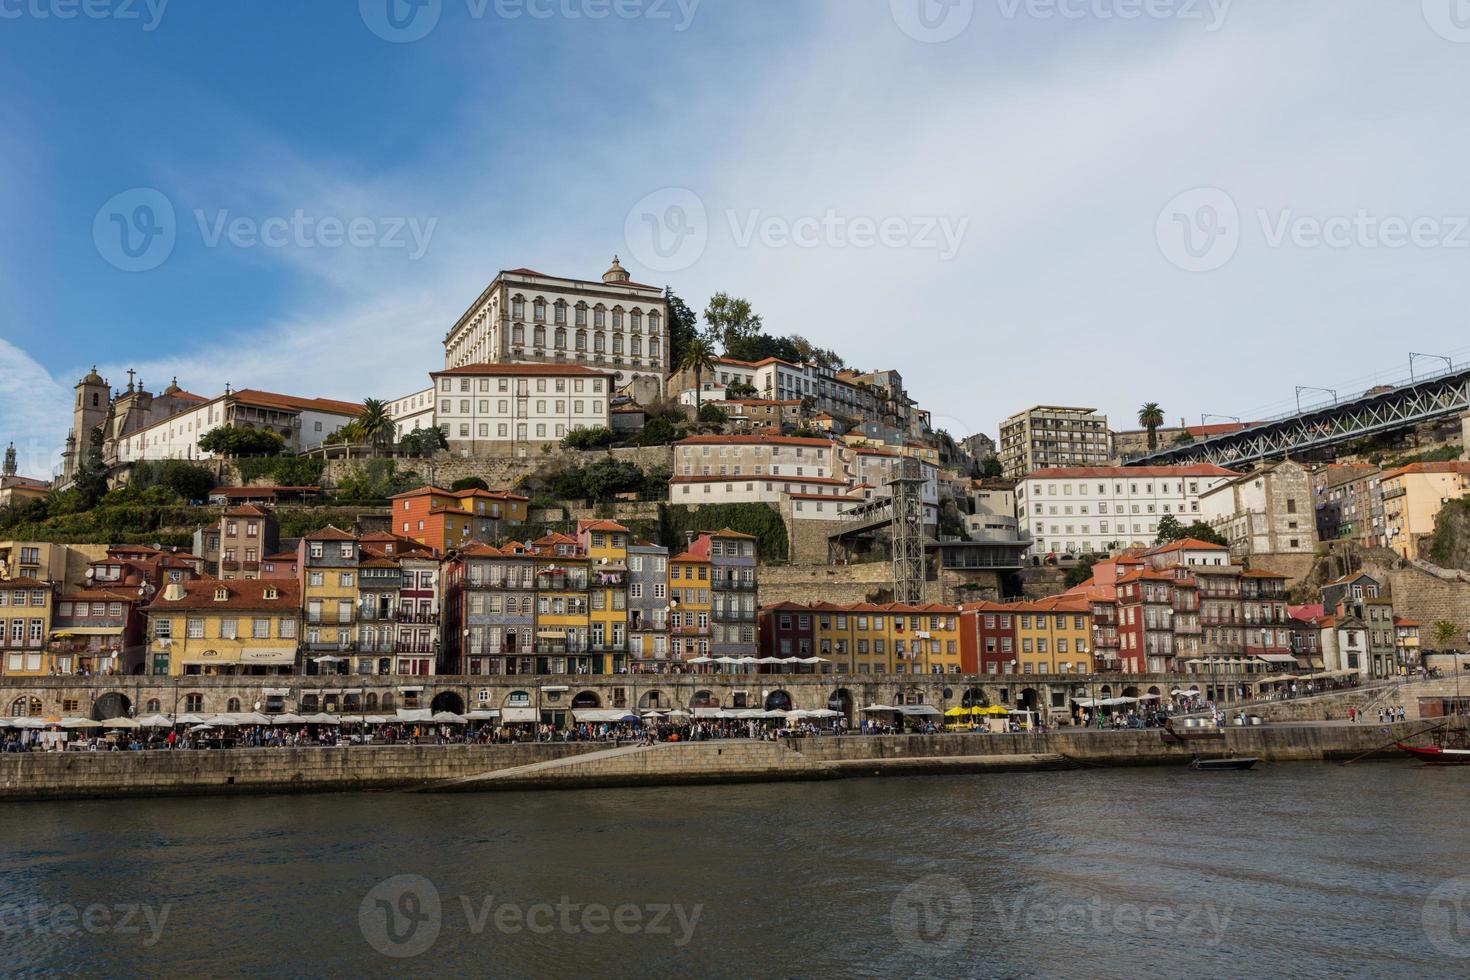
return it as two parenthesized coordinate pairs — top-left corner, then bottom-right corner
(1128, 371), (1470, 469)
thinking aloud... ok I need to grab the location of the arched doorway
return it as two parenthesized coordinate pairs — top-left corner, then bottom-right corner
(764, 690), (793, 712)
(691, 690), (719, 708)
(571, 691), (601, 709)
(1147, 686), (1161, 697)
(828, 688), (853, 722)
(430, 691), (465, 714)
(1123, 686), (1140, 699)
(961, 686), (987, 708)
(1017, 687), (1041, 717)
(91, 692), (131, 721)
(11, 696), (41, 717)
(638, 690), (668, 710)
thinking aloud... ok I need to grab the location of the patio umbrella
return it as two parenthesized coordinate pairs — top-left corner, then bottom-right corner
(465, 709), (499, 721)
(188, 724), (215, 733)
(363, 715), (392, 725)
(205, 715), (238, 727)
(271, 713), (307, 725)
(176, 714), (209, 725)
(667, 709), (692, 718)
(102, 717), (140, 729)
(303, 713), (339, 725)
(60, 718), (104, 729)
(431, 712), (467, 724)
(236, 713), (272, 725)
(943, 706), (969, 718)
(135, 714), (174, 727)
(862, 704), (896, 712)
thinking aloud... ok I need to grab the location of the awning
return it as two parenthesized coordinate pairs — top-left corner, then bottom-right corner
(261, 688), (291, 697)
(50, 626), (123, 636)
(466, 709), (500, 720)
(692, 706), (722, 717)
(242, 648), (296, 665)
(897, 705), (942, 717)
(397, 686), (424, 693)
(539, 685), (569, 693)
(396, 709), (433, 722)
(1255, 654), (1299, 664)
(573, 709), (640, 723)
(862, 704), (896, 713)
(501, 706), (538, 723)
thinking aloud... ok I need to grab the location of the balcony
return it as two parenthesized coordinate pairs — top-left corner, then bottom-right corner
(1199, 615), (1240, 626)
(468, 578), (533, 591)
(395, 642), (437, 655)
(714, 609), (757, 622)
(712, 578), (757, 591)
(396, 611), (440, 625)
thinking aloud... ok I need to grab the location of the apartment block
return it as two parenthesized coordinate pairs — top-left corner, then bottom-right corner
(998, 406), (1110, 480)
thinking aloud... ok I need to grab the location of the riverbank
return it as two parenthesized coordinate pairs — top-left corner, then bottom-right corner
(0, 719), (1451, 801)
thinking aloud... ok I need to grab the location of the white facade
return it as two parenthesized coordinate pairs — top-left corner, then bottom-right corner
(442, 262), (667, 393)
(671, 474), (851, 505)
(114, 391), (361, 463)
(387, 388), (436, 441)
(429, 365), (613, 457)
(1016, 466), (1238, 556)
(674, 436), (835, 482)
(751, 360), (878, 421)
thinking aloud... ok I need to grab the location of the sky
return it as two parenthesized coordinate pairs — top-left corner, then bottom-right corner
(5, 0), (1470, 476)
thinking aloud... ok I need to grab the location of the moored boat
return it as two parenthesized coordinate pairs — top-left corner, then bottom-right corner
(1395, 742), (1470, 765)
(1190, 756), (1259, 771)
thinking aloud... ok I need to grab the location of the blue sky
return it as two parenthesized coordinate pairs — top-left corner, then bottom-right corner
(5, 0), (1470, 475)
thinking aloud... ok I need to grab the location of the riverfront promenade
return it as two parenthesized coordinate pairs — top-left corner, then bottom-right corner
(0, 719), (1450, 801)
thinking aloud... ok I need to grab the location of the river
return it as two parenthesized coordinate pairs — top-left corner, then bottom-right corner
(1, 762), (1467, 977)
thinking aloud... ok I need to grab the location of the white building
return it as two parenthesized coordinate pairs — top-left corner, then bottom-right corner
(750, 358), (879, 422)
(670, 473), (853, 505)
(428, 364), (614, 457)
(386, 388), (436, 442)
(114, 389), (363, 464)
(442, 259), (667, 394)
(673, 434), (836, 482)
(1016, 465), (1239, 557)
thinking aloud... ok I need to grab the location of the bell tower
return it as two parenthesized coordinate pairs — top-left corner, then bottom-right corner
(64, 367), (110, 481)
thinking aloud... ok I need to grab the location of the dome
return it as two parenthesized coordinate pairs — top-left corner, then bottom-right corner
(602, 255), (631, 284)
(163, 376), (181, 395)
(80, 365), (104, 386)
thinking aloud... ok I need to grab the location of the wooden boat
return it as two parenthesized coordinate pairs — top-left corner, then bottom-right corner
(1190, 756), (1258, 771)
(1395, 742), (1470, 765)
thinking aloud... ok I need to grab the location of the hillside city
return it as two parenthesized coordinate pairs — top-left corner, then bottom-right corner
(2, 258), (1469, 726)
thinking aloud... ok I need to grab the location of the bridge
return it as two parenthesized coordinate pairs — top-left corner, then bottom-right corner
(1127, 361), (1470, 468)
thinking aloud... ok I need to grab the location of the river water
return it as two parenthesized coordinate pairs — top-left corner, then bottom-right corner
(2, 761), (1468, 978)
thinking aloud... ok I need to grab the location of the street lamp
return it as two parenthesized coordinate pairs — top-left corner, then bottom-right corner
(1409, 352), (1453, 382)
(1294, 386), (1338, 413)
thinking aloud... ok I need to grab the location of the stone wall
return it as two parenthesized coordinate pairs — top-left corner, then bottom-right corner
(1364, 560), (1470, 650)
(1244, 551), (1318, 589)
(785, 515), (848, 563)
(756, 562), (911, 605)
(320, 445), (675, 496)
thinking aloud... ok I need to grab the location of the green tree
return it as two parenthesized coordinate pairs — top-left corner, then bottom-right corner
(697, 404), (727, 425)
(561, 426), (618, 450)
(703, 293), (763, 350)
(399, 427), (447, 458)
(639, 415), (678, 446)
(1433, 620), (1460, 650)
(1065, 553), (1102, 588)
(451, 477), (490, 493)
(1155, 514), (1227, 547)
(356, 398), (394, 449)
(580, 458), (646, 502)
(726, 380), (758, 399)
(665, 287), (700, 381)
(677, 336), (717, 411)
(198, 426), (286, 458)
(158, 461), (215, 502)
(1138, 402), (1165, 450)
(979, 455), (1003, 478)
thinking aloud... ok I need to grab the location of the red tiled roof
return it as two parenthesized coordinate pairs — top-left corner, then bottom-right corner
(222, 505), (270, 518)
(1379, 461), (1470, 480)
(231, 388), (365, 417)
(302, 525), (356, 542)
(0, 578), (53, 589)
(1146, 538), (1230, 555)
(144, 579), (300, 612)
(670, 474), (849, 486)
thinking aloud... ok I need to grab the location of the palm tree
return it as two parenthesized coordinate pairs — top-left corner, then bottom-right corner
(1138, 402), (1165, 450)
(357, 398), (393, 452)
(677, 337), (717, 411)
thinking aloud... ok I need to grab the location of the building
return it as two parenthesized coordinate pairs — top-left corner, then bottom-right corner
(1199, 459), (1317, 560)
(704, 399), (803, 431)
(1394, 616), (1422, 670)
(108, 386), (363, 466)
(1312, 464), (1384, 548)
(961, 432), (997, 464)
(61, 370), (210, 482)
(998, 406), (1110, 480)
(670, 356), (760, 404)
(424, 363), (615, 457)
(1380, 461), (1470, 559)
(806, 602), (962, 674)
(0, 579), (53, 676)
(144, 579), (300, 677)
(217, 505), (280, 580)
(443, 541), (538, 676)
(1015, 465), (1239, 557)
(960, 597), (1093, 675)
(627, 541), (670, 667)
(355, 556), (402, 675)
(0, 541), (73, 583)
(0, 443), (49, 510)
(389, 485), (528, 552)
(395, 552), (441, 676)
(298, 527), (360, 673)
(441, 259), (668, 394)
(48, 586), (149, 676)
(579, 520), (632, 674)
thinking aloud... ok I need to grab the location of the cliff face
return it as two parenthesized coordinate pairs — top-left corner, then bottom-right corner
(1424, 498), (1470, 572)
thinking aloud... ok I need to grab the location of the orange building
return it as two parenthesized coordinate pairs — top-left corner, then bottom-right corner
(389, 486), (528, 552)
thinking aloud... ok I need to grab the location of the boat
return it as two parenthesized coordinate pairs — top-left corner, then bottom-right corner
(1395, 743), (1470, 765)
(1190, 756), (1258, 771)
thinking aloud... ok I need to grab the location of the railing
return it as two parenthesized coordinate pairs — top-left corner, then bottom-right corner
(714, 609), (757, 621)
(712, 579), (758, 591)
(1199, 615), (1241, 626)
(394, 643), (436, 655)
(468, 578), (534, 591)
(396, 611), (440, 624)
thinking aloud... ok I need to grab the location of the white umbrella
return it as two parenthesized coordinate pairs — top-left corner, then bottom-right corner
(303, 713), (339, 725)
(862, 704), (896, 712)
(237, 712), (272, 725)
(188, 724), (215, 733)
(103, 717), (140, 729)
(687, 656), (713, 664)
(271, 713), (307, 725)
(363, 715), (392, 725)
(432, 711), (467, 724)
(667, 709), (692, 717)
(177, 713), (209, 725)
(640, 710), (666, 718)
(786, 710), (811, 720)
(60, 718), (103, 729)
(465, 709), (499, 721)
(205, 715), (238, 727)
(11, 718), (45, 729)
(135, 714), (174, 727)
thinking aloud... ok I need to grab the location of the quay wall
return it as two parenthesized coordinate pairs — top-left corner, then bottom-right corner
(0, 720), (1443, 801)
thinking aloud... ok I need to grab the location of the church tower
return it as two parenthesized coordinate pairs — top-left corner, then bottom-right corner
(63, 367), (110, 481)
(3, 442), (15, 479)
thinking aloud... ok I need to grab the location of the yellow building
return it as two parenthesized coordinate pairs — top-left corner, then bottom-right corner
(390, 486), (529, 553)
(579, 521), (630, 675)
(0, 578), (55, 676)
(1381, 461), (1470, 558)
(531, 533), (598, 673)
(811, 603), (962, 675)
(669, 548), (711, 662)
(1012, 596), (1092, 675)
(144, 579), (301, 676)
(298, 526), (361, 672)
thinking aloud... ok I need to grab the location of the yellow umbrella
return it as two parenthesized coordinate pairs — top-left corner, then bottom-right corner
(943, 706), (969, 718)
(976, 705), (1008, 716)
